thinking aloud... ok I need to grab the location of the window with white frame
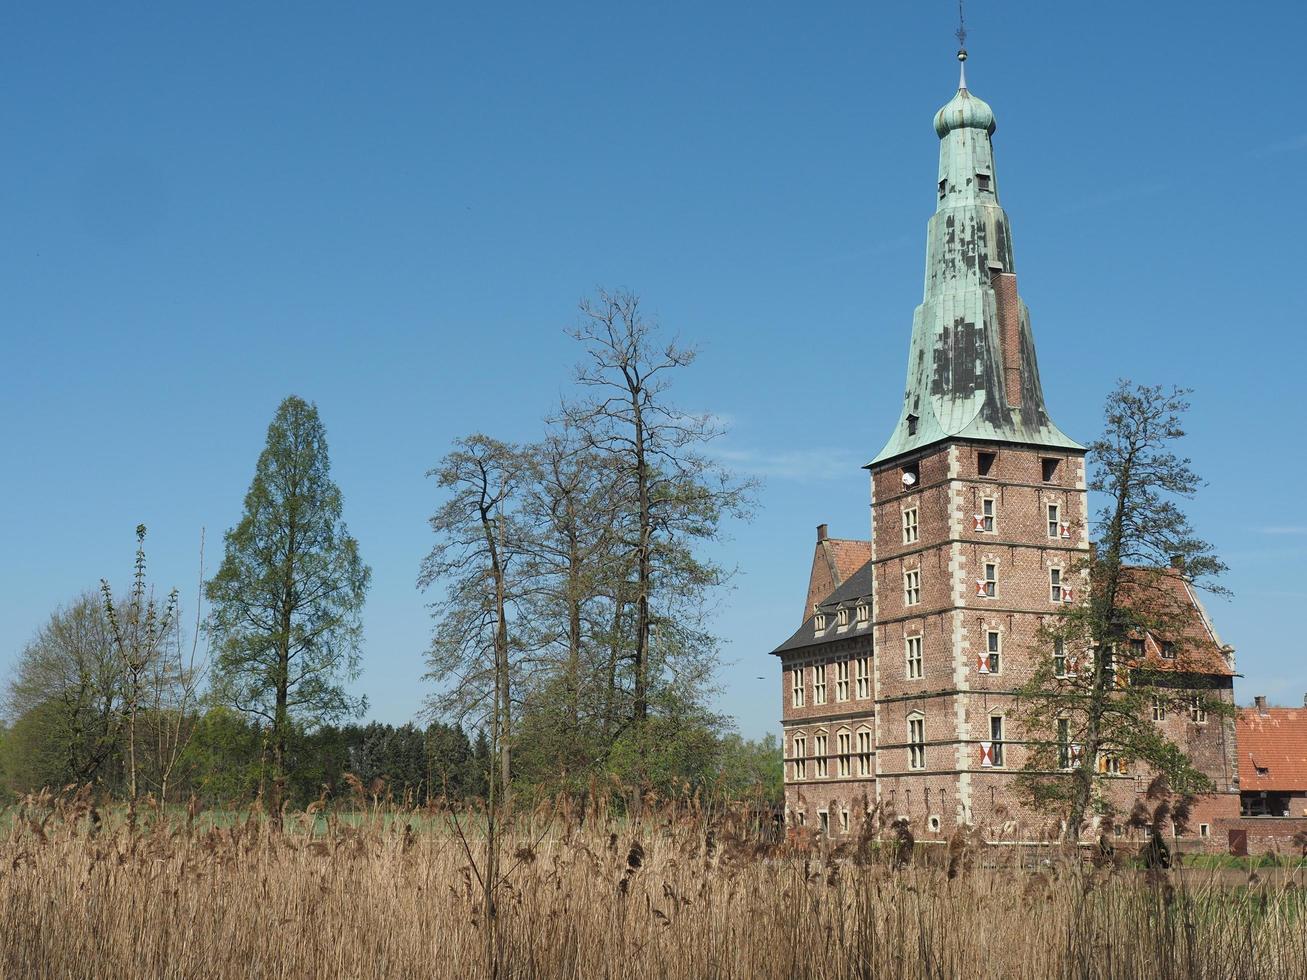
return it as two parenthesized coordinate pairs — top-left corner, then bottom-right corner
(839, 809), (850, 834)
(990, 715), (1005, 767)
(837, 730), (851, 777)
(1050, 567), (1063, 603)
(903, 507), (919, 544)
(855, 603), (870, 625)
(793, 733), (807, 779)
(1047, 503), (1060, 538)
(1189, 697), (1207, 724)
(985, 630), (1001, 674)
(791, 667), (805, 707)
(981, 497), (995, 532)
(836, 607), (849, 628)
(814, 732), (828, 777)
(857, 729), (873, 776)
(981, 563), (997, 598)
(908, 716), (926, 770)
(1053, 638), (1067, 678)
(1057, 718), (1071, 770)
(1152, 697), (1166, 722)
(904, 569), (921, 605)
(1097, 753), (1124, 775)
(855, 657), (869, 698)
(818, 810), (829, 834)
(813, 665), (827, 705)
(1161, 641), (1176, 660)
(906, 635), (923, 679)
(835, 661), (849, 702)
(796, 811), (806, 826)
(813, 612), (827, 632)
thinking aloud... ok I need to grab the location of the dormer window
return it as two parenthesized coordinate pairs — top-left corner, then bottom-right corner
(906, 413), (919, 436)
(836, 607), (850, 628)
(976, 172), (991, 193)
(855, 603), (870, 624)
(814, 613), (827, 632)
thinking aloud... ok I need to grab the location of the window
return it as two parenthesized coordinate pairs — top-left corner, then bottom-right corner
(1199, 823), (1210, 839)
(938, 178), (947, 198)
(835, 661), (849, 702)
(1152, 697), (1166, 722)
(813, 613), (827, 632)
(857, 729), (873, 776)
(981, 563), (997, 598)
(1189, 697), (1207, 724)
(928, 815), (941, 833)
(1041, 457), (1060, 482)
(904, 569), (921, 605)
(791, 667), (804, 708)
(902, 507), (919, 544)
(906, 414), (918, 436)
(1047, 503), (1060, 538)
(855, 603), (870, 625)
(1050, 568), (1063, 603)
(836, 607), (849, 628)
(976, 173), (991, 193)
(814, 733), (828, 777)
(977, 451), (995, 477)
(1098, 753), (1124, 775)
(1129, 639), (1145, 660)
(813, 665), (827, 705)
(855, 657), (869, 698)
(796, 811), (806, 826)
(1053, 638), (1067, 678)
(906, 635), (923, 679)
(1161, 641), (1176, 661)
(990, 715), (1005, 768)
(792, 733), (807, 779)
(1057, 718), (1071, 770)
(818, 810), (829, 834)
(984, 630), (1001, 674)
(981, 498), (995, 532)
(837, 731), (851, 777)
(839, 810), (850, 834)
(908, 717), (926, 770)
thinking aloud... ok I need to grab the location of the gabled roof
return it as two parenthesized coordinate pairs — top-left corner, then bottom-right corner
(1237, 707), (1307, 793)
(1117, 568), (1234, 677)
(802, 535), (871, 621)
(774, 559), (873, 656)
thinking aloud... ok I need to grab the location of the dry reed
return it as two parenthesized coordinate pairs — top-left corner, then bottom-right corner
(0, 790), (1303, 979)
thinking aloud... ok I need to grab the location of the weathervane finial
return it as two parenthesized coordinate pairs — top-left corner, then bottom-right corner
(955, 0), (969, 89)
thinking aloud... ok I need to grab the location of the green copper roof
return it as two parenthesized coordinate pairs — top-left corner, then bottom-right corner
(871, 62), (1082, 467)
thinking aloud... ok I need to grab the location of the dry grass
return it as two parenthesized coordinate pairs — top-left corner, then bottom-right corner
(1, 791), (1304, 979)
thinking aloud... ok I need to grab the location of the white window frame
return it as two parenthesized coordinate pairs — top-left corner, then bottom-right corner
(855, 657), (869, 699)
(855, 603), (870, 625)
(813, 665), (827, 705)
(836, 607), (849, 628)
(1189, 697), (1208, 724)
(839, 809), (850, 834)
(906, 635), (923, 679)
(908, 715), (926, 770)
(982, 562), (997, 598)
(837, 730), (851, 777)
(818, 810), (829, 834)
(902, 507), (919, 544)
(814, 732), (828, 778)
(989, 715), (1006, 768)
(1050, 567), (1063, 603)
(813, 612), (827, 632)
(1053, 638), (1067, 678)
(984, 629), (1001, 674)
(835, 661), (849, 702)
(857, 728), (873, 776)
(793, 732), (807, 780)
(1047, 503), (1061, 539)
(904, 569), (921, 606)
(1056, 718), (1071, 770)
(981, 497), (995, 533)
(1161, 641), (1176, 661)
(791, 667), (805, 707)
(1152, 697), (1166, 722)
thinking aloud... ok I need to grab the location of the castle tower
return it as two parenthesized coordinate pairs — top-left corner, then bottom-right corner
(866, 51), (1089, 836)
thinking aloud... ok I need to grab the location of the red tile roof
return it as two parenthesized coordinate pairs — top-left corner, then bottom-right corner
(825, 538), (871, 584)
(1118, 568), (1234, 676)
(1237, 707), (1307, 793)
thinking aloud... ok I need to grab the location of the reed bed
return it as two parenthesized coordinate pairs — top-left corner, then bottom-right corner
(0, 792), (1303, 979)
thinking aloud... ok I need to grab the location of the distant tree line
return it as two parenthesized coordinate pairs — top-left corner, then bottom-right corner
(1, 288), (782, 811)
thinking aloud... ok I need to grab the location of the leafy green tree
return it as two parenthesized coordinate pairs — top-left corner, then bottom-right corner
(206, 396), (370, 820)
(182, 705), (265, 806)
(4, 593), (123, 792)
(1016, 382), (1232, 838)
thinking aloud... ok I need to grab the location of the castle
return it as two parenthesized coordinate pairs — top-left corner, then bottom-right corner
(770, 52), (1242, 844)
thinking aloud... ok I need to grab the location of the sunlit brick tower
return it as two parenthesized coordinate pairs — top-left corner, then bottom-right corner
(774, 47), (1241, 844)
(865, 48), (1089, 836)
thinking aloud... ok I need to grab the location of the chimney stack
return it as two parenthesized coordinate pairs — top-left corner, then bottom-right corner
(1255, 695), (1268, 715)
(816, 523), (828, 542)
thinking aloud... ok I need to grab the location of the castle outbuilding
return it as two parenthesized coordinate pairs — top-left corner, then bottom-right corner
(771, 53), (1240, 846)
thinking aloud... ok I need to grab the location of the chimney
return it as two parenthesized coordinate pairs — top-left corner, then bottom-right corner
(1254, 695), (1268, 715)
(816, 523), (828, 542)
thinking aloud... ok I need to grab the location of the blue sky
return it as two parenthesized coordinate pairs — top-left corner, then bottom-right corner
(2, 1), (1304, 740)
